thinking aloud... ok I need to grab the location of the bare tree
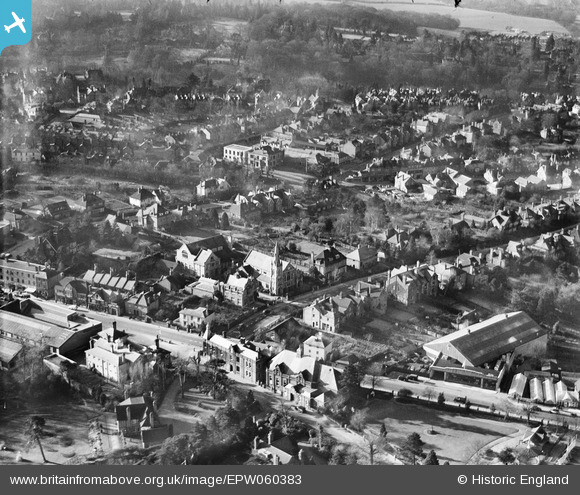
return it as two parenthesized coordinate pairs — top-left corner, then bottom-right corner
(26, 416), (47, 463)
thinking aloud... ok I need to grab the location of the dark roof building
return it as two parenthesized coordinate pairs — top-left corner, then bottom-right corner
(424, 312), (548, 368)
(424, 312), (549, 390)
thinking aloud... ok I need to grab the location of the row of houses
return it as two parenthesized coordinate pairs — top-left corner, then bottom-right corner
(204, 332), (342, 412)
(54, 269), (162, 318)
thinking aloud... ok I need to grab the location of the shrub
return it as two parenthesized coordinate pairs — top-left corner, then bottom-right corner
(397, 388), (413, 398)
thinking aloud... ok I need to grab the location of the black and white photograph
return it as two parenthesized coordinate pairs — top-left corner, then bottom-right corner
(1, 0), (580, 471)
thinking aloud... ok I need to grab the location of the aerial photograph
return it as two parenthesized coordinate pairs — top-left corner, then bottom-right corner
(1, 0), (580, 467)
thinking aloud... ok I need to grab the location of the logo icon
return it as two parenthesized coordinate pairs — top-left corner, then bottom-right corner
(1, 1), (31, 55)
(5, 12), (26, 34)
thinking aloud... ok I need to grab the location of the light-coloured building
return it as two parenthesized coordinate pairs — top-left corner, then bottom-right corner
(0, 258), (61, 297)
(223, 144), (252, 164)
(85, 326), (145, 384)
(222, 274), (259, 308)
(176, 244), (221, 279)
(302, 334), (333, 361)
(178, 307), (215, 329)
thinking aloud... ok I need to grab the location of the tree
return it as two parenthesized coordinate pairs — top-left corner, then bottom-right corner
(379, 423), (387, 438)
(397, 388), (413, 399)
(401, 432), (424, 465)
(545, 34), (555, 53)
(219, 212), (230, 230)
(349, 408), (368, 432)
(27, 416), (47, 463)
(497, 447), (515, 465)
(172, 357), (193, 399)
(424, 450), (440, 465)
(203, 357), (228, 400)
(187, 72), (201, 88)
(437, 392), (445, 405)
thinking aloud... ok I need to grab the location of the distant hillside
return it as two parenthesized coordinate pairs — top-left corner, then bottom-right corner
(285, 0), (572, 35)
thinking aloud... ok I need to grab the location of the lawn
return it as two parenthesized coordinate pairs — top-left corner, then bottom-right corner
(364, 399), (520, 464)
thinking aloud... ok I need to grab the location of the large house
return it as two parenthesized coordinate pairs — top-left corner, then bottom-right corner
(69, 193), (106, 217)
(311, 246), (347, 282)
(196, 177), (231, 198)
(248, 146), (284, 174)
(178, 307), (215, 330)
(302, 334), (333, 362)
(243, 243), (302, 296)
(85, 324), (146, 385)
(175, 235), (234, 279)
(135, 203), (173, 231)
(387, 263), (438, 305)
(222, 274), (259, 308)
(346, 245), (377, 271)
(204, 334), (269, 384)
(176, 245), (221, 279)
(124, 291), (160, 318)
(223, 143), (252, 164)
(129, 187), (163, 208)
(303, 296), (343, 333)
(265, 347), (342, 411)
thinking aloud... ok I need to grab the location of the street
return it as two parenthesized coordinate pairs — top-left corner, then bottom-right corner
(362, 375), (580, 428)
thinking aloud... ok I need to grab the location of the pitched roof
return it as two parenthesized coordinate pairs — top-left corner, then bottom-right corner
(424, 312), (547, 367)
(0, 337), (23, 364)
(347, 245), (377, 261)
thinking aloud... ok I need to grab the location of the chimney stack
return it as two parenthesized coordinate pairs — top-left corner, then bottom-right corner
(126, 406), (131, 422)
(268, 430), (274, 445)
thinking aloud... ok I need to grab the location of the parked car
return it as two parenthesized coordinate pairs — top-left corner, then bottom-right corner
(453, 396), (467, 404)
(407, 374), (419, 382)
(397, 375), (408, 381)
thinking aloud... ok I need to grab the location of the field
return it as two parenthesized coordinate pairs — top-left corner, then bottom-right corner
(212, 18), (248, 35)
(288, 0), (570, 35)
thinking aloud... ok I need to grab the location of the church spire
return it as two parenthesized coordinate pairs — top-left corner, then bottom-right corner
(273, 241), (280, 265)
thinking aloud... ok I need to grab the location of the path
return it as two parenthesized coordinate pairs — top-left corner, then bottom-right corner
(158, 379), (201, 436)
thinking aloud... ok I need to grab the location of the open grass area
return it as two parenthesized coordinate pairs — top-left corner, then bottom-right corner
(294, 0), (570, 35)
(364, 399), (521, 465)
(0, 398), (112, 465)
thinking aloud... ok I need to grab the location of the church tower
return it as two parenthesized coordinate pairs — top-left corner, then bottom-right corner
(271, 242), (282, 296)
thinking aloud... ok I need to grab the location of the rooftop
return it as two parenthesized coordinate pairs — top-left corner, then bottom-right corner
(424, 312), (547, 367)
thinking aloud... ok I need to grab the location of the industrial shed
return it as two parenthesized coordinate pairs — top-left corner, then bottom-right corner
(423, 312), (548, 390)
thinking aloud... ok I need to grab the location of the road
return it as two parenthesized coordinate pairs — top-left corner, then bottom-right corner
(37, 300), (204, 359)
(362, 375), (580, 428)
(271, 169), (315, 190)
